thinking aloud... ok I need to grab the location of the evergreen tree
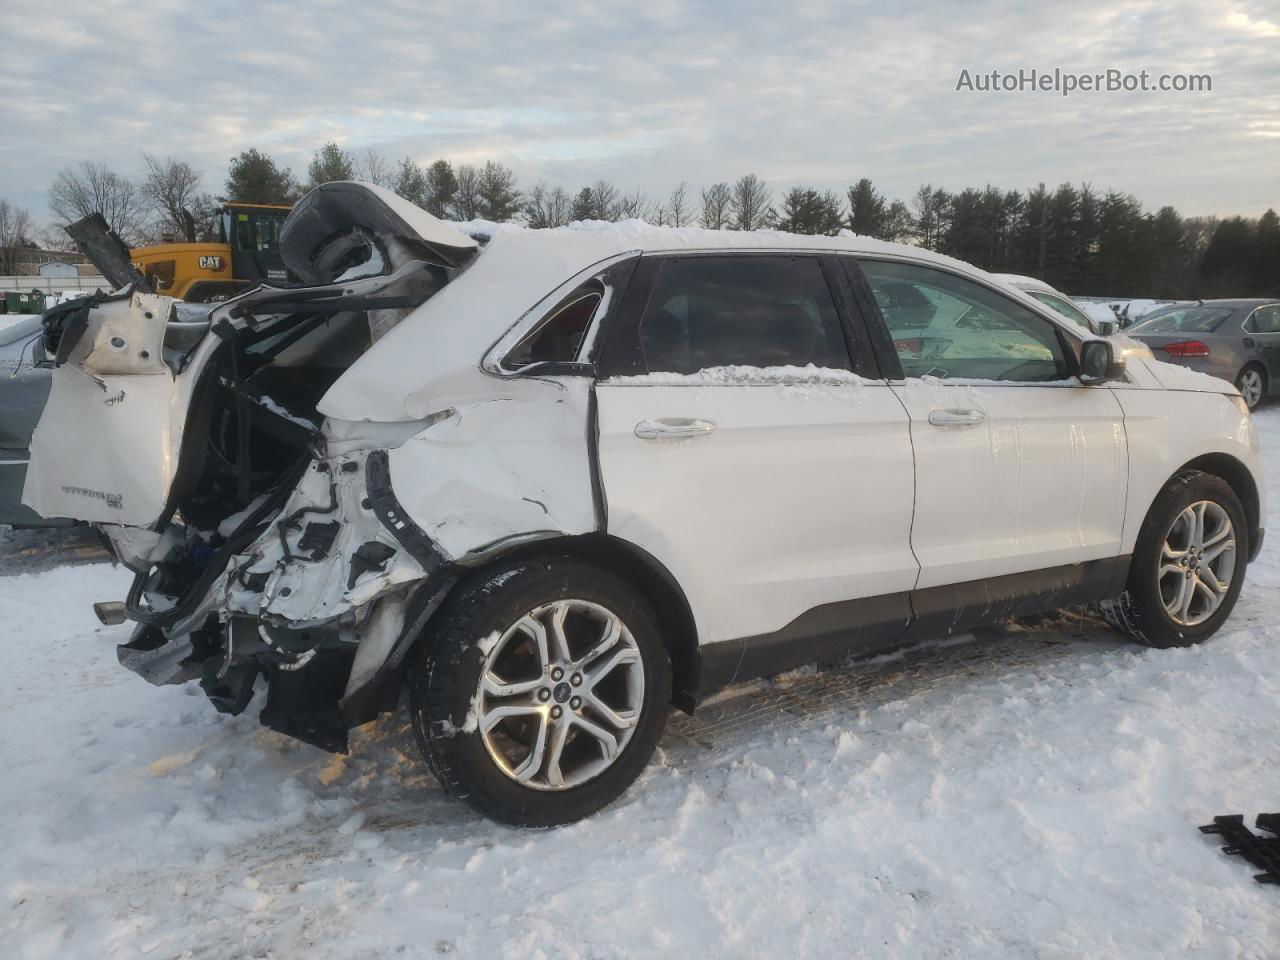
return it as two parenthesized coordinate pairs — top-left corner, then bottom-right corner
(847, 178), (887, 236)
(570, 187), (597, 222)
(424, 160), (458, 219)
(224, 149), (298, 205)
(776, 187), (844, 235)
(1200, 217), (1255, 296)
(307, 142), (355, 189)
(392, 157), (429, 208)
(476, 161), (521, 221)
(882, 200), (915, 243)
(1253, 209), (1280, 295)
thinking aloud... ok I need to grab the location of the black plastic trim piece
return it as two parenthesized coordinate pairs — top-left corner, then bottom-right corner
(587, 383), (607, 532)
(819, 255), (883, 380)
(365, 449), (446, 575)
(694, 555), (1132, 700)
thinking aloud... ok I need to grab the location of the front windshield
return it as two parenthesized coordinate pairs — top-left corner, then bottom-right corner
(1029, 291), (1094, 331)
(1130, 306), (1233, 334)
(0, 315), (43, 347)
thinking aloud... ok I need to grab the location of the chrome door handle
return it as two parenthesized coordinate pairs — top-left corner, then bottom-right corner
(634, 418), (717, 440)
(928, 408), (986, 427)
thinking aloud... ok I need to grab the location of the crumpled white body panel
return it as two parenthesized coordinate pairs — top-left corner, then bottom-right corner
(23, 292), (182, 525)
(387, 376), (597, 559)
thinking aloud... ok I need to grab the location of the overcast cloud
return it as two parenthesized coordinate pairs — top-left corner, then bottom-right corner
(1, 0), (1277, 226)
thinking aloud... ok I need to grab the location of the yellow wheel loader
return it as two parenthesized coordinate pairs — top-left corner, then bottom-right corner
(129, 202), (293, 302)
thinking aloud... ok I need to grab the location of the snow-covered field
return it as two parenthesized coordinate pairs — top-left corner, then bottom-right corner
(4, 413), (1280, 960)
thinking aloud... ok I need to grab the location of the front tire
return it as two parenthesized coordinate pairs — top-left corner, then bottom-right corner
(408, 557), (672, 826)
(1102, 470), (1248, 648)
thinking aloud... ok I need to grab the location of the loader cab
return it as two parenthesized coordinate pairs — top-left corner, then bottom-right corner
(219, 203), (292, 287)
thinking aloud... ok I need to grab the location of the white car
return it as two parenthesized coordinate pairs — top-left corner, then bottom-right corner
(24, 182), (1265, 825)
(994, 273), (1112, 335)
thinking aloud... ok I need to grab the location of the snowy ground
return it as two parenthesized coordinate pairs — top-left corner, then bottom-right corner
(4, 414), (1280, 960)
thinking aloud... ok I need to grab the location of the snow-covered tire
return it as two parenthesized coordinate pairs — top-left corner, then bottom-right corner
(407, 557), (671, 826)
(1101, 470), (1248, 648)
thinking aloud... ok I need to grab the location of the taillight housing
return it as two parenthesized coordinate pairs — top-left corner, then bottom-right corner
(1162, 340), (1210, 358)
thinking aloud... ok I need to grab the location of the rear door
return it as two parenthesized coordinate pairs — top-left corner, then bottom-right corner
(853, 257), (1127, 594)
(594, 253), (919, 675)
(1244, 304), (1280, 387)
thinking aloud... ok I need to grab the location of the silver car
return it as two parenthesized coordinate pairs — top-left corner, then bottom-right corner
(1127, 299), (1280, 410)
(0, 316), (70, 526)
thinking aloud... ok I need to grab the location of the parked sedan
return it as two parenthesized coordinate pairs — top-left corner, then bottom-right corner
(1127, 299), (1280, 410)
(20, 182), (1266, 825)
(0, 315), (73, 526)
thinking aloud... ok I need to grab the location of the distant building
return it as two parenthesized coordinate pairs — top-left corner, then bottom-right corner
(38, 260), (79, 279)
(9, 247), (90, 276)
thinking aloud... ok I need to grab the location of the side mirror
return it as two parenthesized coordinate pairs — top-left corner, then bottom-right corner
(1097, 320), (1117, 337)
(1080, 339), (1125, 384)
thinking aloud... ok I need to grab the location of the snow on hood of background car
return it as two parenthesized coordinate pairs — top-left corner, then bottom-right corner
(316, 219), (1001, 424)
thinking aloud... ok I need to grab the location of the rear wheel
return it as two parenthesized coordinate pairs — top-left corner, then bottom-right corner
(1102, 471), (1247, 648)
(408, 557), (671, 826)
(1236, 365), (1266, 410)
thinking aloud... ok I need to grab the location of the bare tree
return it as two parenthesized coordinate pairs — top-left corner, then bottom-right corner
(358, 148), (394, 189)
(667, 182), (691, 227)
(616, 189), (655, 222)
(141, 155), (202, 241)
(731, 174), (773, 231)
(453, 164), (482, 220)
(524, 182), (572, 228)
(49, 162), (147, 244)
(590, 180), (621, 221)
(700, 182), (733, 229)
(0, 199), (35, 274)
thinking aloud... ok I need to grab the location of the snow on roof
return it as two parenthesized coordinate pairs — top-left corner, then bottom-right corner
(318, 219), (995, 423)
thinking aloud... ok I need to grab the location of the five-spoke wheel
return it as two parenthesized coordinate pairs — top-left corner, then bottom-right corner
(476, 599), (645, 790)
(409, 558), (671, 826)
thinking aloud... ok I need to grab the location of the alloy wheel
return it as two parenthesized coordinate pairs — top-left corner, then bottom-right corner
(475, 599), (645, 791)
(1158, 500), (1236, 627)
(1238, 368), (1263, 409)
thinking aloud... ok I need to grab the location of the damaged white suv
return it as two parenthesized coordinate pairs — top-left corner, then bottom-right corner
(25, 182), (1264, 825)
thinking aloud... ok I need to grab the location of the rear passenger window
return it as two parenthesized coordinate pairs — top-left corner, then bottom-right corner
(638, 256), (851, 374)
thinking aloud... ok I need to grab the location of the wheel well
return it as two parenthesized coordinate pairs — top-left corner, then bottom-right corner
(1178, 453), (1260, 547)
(445, 534), (702, 713)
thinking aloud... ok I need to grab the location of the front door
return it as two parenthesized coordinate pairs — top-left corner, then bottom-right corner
(855, 258), (1128, 591)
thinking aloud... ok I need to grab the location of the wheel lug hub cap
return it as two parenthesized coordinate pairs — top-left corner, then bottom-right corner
(552, 681), (572, 703)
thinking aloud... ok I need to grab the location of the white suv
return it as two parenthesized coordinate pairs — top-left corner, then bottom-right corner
(25, 183), (1265, 825)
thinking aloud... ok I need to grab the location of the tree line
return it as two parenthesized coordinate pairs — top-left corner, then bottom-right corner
(3, 142), (1276, 299)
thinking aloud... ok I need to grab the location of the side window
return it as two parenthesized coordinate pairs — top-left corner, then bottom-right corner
(1251, 305), (1280, 334)
(505, 284), (602, 368)
(1029, 291), (1094, 332)
(637, 256), (851, 374)
(861, 260), (1069, 382)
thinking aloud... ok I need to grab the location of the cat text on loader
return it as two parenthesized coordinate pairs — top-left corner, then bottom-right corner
(129, 202), (293, 302)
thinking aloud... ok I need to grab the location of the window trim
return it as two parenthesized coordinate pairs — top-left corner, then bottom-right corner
(483, 251), (640, 377)
(594, 251), (867, 380)
(1244, 304), (1280, 336)
(847, 254), (1084, 384)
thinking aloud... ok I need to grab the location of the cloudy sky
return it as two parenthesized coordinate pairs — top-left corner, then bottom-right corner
(1, 0), (1277, 228)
